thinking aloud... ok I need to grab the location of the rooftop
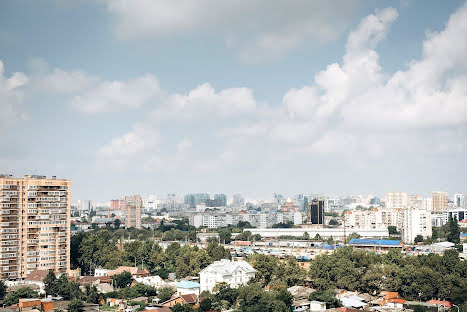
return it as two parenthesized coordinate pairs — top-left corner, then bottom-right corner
(176, 280), (200, 289)
(348, 239), (401, 246)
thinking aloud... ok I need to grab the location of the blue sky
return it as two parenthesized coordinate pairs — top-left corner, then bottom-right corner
(1, 0), (466, 201)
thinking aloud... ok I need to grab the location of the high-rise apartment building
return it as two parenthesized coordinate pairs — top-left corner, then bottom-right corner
(214, 194), (227, 207)
(454, 194), (465, 208)
(233, 194), (244, 206)
(402, 208), (432, 244)
(125, 195), (142, 229)
(0, 174), (70, 280)
(432, 191), (449, 212)
(110, 199), (125, 210)
(384, 192), (408, 208)
(308, 199), (324, 225)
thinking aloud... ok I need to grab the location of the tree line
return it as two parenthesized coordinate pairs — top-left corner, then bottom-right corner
(310, 247), (467, 304)
(71, 229), (231, 278)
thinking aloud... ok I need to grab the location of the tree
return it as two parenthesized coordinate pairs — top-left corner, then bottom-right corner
(309, 290), (341, 308)
(329, 219), (339, 226)
(44, 269), (57, 296)
(388, 226), (399, 235)
(114, 219), (121, 228)
(206, 241), (231, 261)
(414, 235), (424, 244)
(218, 228), (232, 244)
(68, 299), (84, 312)
(447, 216), (461, 244)
(199, 297), (212, 311)
(85, 285), (100, 304)
(248, 254), (279, 286)
(3, 287), (40, 306)
(157, 286), (174, 302)
(432, 227), (439, 241)
(276, 257), (306, 286)
(0, 279), (7, 300)
(112, 271), (133, 288)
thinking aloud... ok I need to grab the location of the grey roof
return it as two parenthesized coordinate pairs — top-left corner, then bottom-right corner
(200, 259), (255, 275)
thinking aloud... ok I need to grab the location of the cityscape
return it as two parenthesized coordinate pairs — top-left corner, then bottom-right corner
(1, 1), (467, 312)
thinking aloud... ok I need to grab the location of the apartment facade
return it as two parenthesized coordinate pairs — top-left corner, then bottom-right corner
(401, 208), (431, 244)
(432, 191), (449, 212)
(384, 192), (408, 209)
(125, 195), (142, 229)
(0, 174), (70, 280)
(344, 208), (402, 230)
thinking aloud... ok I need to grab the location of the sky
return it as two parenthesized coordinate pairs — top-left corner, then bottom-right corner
(1, 0), (467, 201)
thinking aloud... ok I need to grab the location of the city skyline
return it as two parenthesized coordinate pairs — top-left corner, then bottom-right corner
(1, 1), (467, 200)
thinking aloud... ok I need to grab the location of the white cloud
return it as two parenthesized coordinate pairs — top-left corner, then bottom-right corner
(268, 4), (467, 146)
(96, 3), (467, 175)
(96, 123), (161, 171)
(219, 2), (467, 169)
(71, 74), (162, 113)
(104, 0), (361, 62)
(150, 83), (256, 121)
(0, 60), (29, 124)
(39, 68), (98, 93)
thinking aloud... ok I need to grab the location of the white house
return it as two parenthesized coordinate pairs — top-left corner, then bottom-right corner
(176, 280), (201, 296)
(134, 276), (175, 289)
(199, 259), (256, 292)
(95, 268), (113, 277)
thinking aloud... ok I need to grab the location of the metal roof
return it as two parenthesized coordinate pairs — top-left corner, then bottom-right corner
(349, 239), (401, 246)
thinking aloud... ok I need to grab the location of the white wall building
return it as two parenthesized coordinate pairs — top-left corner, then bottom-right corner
(248, 228), (389, 239)
(402, 208), (432, 243)
(422, 198), (433, 211)
(135, 275), (174, 289)
(454, 194), (465, 208)
(199, 259), (256, 292)
(384, 192), (408, 209)
(443, 208), (467, 223)
(94, 268), (112, 277)
(344, 208), (402, 230)
(176, 280), (200, 296)
(145, 195), (158, 211)
(294, 212), (303, 225)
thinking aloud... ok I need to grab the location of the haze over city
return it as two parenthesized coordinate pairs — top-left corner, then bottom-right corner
(1, 1), (467, 201)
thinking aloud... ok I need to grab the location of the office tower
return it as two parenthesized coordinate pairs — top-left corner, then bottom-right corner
(233, 193), (244, 206)
(194, 193), (210, 206)
(0, 174), (70, 280)
(454, 194), (465, 208)
(184, 194), (195, 208)
(308, 199), (324, 225)
(384, 192), (408, 208)
(402, 208), (431, 243)
(125, 195), (142, 229)
(432, 191), (449, 212)
(214, 194), (227, 207)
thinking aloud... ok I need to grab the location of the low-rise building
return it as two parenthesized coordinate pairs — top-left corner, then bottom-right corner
(199, 259), (256, 292)
(176, 280), (200, 296)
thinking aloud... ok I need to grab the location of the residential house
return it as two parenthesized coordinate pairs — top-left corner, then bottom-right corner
(199, 259), (255, 292)
(134, 276), (174, 289)
(291, 299), (326, 312)
(176, 280), (201, 296)
(160, 294), (199, 308)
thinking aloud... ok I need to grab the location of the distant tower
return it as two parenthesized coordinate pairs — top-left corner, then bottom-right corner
(308, 199), (324, 225)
